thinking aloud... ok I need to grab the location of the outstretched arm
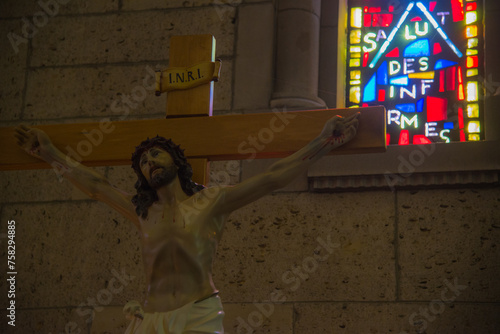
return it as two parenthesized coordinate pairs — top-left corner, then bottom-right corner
(15, 125), (140, 228)
(214, 113), (359, 214)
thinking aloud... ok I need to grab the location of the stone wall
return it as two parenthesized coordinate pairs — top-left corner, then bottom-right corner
(0, 1), (499, 333)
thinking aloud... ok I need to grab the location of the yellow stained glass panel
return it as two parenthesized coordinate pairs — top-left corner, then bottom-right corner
(466, 12), (477, 24)
(350, 86), (361, 103)
(466, 82), (478, 102)
(351, 8), (362, 28)
(350, 46), (361, 53)
(466, 69), (478, 77)
(467, 104), (479, 118)
(350, 58), (361, 67)
(350, 30), (361, 44)
(467, 121), (480, 133)
(466, 25), (478, 38)
(468, 38), (478, 48)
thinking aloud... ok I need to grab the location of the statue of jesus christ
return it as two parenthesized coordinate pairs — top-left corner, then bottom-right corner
(15, 112), (358, 333)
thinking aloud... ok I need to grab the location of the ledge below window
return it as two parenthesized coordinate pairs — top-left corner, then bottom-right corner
(310, 170), (499, 191)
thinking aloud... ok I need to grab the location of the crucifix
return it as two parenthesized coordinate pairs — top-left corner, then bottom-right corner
(0, 34), (385, 179)
(5, 34), (386, 332)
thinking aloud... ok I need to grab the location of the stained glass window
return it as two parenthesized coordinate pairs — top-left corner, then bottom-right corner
(345, 0), (484, 145)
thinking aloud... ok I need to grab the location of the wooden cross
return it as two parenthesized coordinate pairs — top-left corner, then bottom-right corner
(0, 35), (386, 184)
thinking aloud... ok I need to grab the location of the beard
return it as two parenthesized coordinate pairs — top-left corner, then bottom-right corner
(149, 164), (178, 189)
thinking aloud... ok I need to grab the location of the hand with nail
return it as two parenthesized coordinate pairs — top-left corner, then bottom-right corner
(14, 125), (54, 160)
(319, 112), (360, 148)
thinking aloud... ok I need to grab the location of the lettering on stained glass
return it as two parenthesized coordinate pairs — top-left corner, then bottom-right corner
(346, 0), (484, 145)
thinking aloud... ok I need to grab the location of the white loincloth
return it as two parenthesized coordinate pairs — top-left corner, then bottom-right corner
(123, 294), (224, 334)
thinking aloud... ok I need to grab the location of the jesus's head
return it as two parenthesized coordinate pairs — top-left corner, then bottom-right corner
(138, 146), (178, 189)
(130, 136), (204, 218)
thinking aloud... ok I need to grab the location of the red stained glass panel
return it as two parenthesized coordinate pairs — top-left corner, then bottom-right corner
(451, 0), (465, 22)
(427, 97), (448, 122)
(399, 130), (410, 145)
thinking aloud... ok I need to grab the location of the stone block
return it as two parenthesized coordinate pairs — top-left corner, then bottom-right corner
(214, 57), (233, 112)
(1, 19), (28, 64)
(222, 301), (293, 334)
(208, 160), (241, 187)
(294, 302), (500, 333)
(24, 65), (165, 120)
(213, 191), (396, 303)
(0, 167), (106, 203)
(122, 0), (212, 11)
(0, 202), (145, 309)
(106, 165), (137, 197)
(1, 20), (28, 121)
(0, 0), (117, 18)
(233, 3), (274, 111)
(8, 307), (92, 334)
(0, 0), (38, 18)
(90, 301), (293, 334)
(398, 188), (500, 302)
(91, 306), (129, 334)
(241, 158), (308, 192)
(60, 0), (119, 14)
(31, 9), (235, 67)
(24, 62), (230, 121)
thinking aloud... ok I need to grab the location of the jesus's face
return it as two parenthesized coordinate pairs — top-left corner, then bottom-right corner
(139, 147), (178, 189)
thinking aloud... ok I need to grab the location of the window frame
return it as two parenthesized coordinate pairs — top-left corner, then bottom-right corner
(310, 0), (499, 181)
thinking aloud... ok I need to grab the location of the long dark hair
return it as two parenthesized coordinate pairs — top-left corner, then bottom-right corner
(131, 136), (205, 218)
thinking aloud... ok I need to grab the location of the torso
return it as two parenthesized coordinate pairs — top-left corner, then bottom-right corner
(138, 188), (227, 312)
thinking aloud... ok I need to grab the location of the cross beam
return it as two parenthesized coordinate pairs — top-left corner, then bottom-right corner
(0, 34), (386, 185)
(0, 106), (385, 169)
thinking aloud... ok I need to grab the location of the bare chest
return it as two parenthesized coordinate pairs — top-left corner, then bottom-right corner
(139, 199), (226, 254)
(138, 201), (224, 284)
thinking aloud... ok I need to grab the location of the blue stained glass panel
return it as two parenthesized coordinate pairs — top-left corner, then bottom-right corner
(363, 74), (377, 102)
(434, 59), (458, 70)
(417, 98), (424, 112)
(389, 76), (409, 86)
(377, 61), (389, 85)
(403, 39), (430, 57)
(396, 103), (416, 113)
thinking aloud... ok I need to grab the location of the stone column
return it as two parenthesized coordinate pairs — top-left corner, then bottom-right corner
(271, 0), (326, 110)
